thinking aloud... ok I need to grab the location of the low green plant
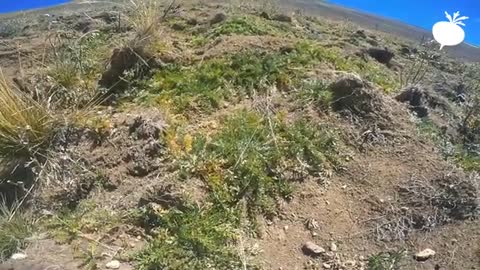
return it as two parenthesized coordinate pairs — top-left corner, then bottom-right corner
(141, 42), (397, 114)
(187, 110), (341, 216)
(47, 32), (110, 95)
(210, 15), (285, 37)
(297, 79), (332, 109)
(367, 250), (405, 270)
(0, 202), (34, 261)
(455, 149), (480, 172)
(416, 118), (444, 144)
(290, 42), (398, 92)
(135, 110), (343, 269)
(135, 204), (244, 270)
(416, 118), (480, 172)
(77, 244), (100, 270)
(44, 200), (121, 244)
(143, 52), (289, 113)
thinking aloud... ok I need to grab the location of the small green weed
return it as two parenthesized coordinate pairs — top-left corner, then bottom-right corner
(47, 32), (111, 106)
(455, 149), (480, 172)
(77, 244), (100, 270)
(135, 204), (245, 270)
(135, 110), (343, 269)
(297, 79), (332, 109)
(416, 118), (444, 144)
(416, 118), (480, 172)
(44, 200), (121, 244)
(0, 202), (34, 262)
(367, 250), (405, 270)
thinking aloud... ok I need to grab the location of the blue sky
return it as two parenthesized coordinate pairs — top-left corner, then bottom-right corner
(0, 0), (70, 13)
(329, 0), (480, 46)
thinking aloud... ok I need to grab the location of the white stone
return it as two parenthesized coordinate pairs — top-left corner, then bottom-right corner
(11, 253), (27, 260)
(415, 249), (436, 261)
(106, 260), (121, 269)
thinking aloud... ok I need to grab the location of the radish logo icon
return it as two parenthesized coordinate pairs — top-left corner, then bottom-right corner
(432, 11), (468, 50)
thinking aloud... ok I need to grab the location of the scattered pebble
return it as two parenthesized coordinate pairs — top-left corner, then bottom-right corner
(414, 248), (436, 261)
(11, 253), (27, 260)
(106, 260), (121, 269)
(302, 241), (326, 257)
(323, 263), (331, 269)
(324, 251), (335, 258)
(330, 242), (338, 252)
(344, 260), (356, 267)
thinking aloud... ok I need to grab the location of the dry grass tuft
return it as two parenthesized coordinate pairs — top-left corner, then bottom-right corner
(0, 200), (34, 261)
(0, 71), (56, 157)
(127, 0), (176, 46)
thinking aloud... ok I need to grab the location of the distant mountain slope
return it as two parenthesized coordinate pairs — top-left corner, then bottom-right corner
(283, 0), (480, 62)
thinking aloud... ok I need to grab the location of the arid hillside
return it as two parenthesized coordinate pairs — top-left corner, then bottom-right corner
(0, 1), (478, 270)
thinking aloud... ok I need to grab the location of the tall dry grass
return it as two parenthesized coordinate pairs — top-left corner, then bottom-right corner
(0, 71), (55, 157)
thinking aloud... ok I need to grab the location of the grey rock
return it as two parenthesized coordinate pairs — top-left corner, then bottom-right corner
(367, 47), (394, 65)
(171, 23), (186, 31)
(272, 14), (292, 23)
(210, 13), (227, 25)
(302, 241), (325, 257)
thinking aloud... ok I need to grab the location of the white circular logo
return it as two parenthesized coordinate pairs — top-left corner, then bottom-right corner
(432, 11), (469, 50)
